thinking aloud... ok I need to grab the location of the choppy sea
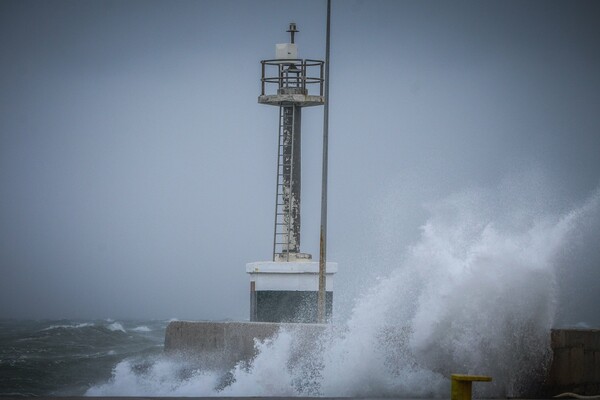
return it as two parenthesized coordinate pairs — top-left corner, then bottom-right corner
(0, 319), (167, 396)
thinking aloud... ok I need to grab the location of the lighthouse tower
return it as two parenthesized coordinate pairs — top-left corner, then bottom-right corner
(246, 23), (337, 323)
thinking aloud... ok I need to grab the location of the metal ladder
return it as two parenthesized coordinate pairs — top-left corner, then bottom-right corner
(272, 106), (296, 261)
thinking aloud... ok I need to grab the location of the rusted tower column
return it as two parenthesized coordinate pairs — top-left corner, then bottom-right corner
(247, 22), (337, 323)
(258, 23), (324, 262)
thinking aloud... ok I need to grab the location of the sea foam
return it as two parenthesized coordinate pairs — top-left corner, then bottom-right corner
(107, 322), (126, 333)
(131, 326), (151, 332)
(41, 322), (93, 331)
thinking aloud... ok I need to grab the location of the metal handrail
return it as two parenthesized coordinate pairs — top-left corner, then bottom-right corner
(260, 59), (325, 96)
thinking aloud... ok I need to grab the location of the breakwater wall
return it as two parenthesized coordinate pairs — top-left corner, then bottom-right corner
(543, 328), (600, 396)
(164, 321), (325, 371)
(164, 322), (599, 396)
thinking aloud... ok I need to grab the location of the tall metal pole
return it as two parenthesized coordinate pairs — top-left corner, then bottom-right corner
(317, 0), (331, 324)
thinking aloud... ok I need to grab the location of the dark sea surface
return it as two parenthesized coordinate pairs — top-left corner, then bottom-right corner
(0, 319), (167, 396)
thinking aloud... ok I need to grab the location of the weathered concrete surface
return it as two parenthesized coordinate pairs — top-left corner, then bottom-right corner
(164, 321), (325, 371)
(165, 323), (600, 396)
(543, 328), (600, 396)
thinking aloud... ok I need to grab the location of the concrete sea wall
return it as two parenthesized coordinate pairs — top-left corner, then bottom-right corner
(164, 321), (325, 371)
(164, 322), (600, 396)
(543, 328), (600, 396)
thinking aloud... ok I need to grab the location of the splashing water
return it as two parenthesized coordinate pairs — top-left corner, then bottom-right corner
(107, 322), (127, 333)
(87, 182), (600, 397)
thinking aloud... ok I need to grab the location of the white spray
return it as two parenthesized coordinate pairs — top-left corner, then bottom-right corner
(87, 181), (600, 397)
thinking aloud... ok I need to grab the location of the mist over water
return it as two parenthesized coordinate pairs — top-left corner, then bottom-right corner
(87, 179), (600, 397)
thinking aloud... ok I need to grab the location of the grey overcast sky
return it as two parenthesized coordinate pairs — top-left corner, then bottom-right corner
(1, 0), (599, 324)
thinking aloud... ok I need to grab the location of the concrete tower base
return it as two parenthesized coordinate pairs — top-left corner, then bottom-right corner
(246, 261), (337, 323)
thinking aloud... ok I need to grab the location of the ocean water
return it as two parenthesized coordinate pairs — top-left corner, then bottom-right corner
(2, 181), (599, 397)
(0, 319), (167, 396)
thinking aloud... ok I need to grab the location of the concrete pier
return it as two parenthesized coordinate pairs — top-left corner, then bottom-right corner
(165, 323), (600, 397)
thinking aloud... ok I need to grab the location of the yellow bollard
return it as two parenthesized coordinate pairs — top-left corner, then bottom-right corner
(451, 374), (492, 400)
